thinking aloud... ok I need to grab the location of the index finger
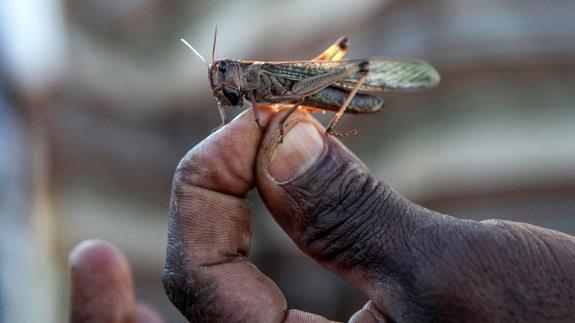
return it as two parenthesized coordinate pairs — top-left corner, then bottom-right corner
(163, 107), (333, 322)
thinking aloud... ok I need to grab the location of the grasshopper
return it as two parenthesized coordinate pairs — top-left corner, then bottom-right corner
(181, 27), (440, 139)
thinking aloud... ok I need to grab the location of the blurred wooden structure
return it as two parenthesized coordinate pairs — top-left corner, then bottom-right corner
(1, 0), (574, 322)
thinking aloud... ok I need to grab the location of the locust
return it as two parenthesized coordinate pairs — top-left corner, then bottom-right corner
(181, 27), (440, 139)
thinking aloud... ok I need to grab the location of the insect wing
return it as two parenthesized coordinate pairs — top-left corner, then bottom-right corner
(338, 58), (440, 91)
(261, 58), (440, 92)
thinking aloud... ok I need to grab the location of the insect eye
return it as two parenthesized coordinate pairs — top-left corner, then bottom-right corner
(218, 61), (228, 73)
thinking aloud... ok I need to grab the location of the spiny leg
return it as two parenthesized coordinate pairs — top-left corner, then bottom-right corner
(328, 128), (360, 137)
(325, 72), (369, 136)
(247, 93), (263, 128)
(314, 36), (352, 136)
(217, 102), (229, 125)
(273, 37), (349, 139)
(210, 103), (230, 133)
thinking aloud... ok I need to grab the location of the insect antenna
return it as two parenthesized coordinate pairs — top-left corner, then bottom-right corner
(180, 38), (209, 68)
(211, 25), (218, 63)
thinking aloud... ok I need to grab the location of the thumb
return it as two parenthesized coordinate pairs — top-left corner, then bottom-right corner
(255, 110), (445, 305)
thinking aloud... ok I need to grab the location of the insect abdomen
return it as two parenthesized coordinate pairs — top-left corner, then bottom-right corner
(303, 87), (383, 114)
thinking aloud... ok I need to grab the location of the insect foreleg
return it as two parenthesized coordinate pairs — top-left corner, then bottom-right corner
(277, 99), (304, 143)
(217, 102), (229, 125)
(246, 93), (263, 128)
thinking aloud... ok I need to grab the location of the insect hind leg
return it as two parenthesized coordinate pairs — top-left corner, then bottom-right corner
(325, 61), (369, 136)
(274, 36), (354, 140)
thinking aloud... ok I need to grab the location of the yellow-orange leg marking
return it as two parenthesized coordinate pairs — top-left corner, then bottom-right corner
(277, 36), (349, 141)
(316, 36), (362, 136)
(314, 36), (348, 61)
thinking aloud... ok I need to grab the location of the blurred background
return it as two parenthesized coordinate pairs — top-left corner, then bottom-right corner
(1, 0), (574, 321)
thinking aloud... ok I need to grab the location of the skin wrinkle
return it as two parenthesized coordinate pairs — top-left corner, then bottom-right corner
(175, 156), (251, 199)
(362, 195), (392, 265)
(299, 161), (365, 229)
(305, 165), (347, 216)
(169, 186), (251, 266)
(474, 225), (520, 287)
(303, 165), (375, 243)
(375, 193), (424, 268)
(376, 194), (404, 253)
(165, 244), (287, 322)
(164, 221), (216, 321)
(337, 221), (381, 268)
(523, 226), (566, 276)
(338, 166), (376, 216)
(162, 271), (201, 320)
(489, 223), (538, 278)
(317, 186), (387, 266)
(337, 164), (362, 210)
(505, 225), (575, 319)
(189, 273), (222, 322)
(399, 233), (474, 322)
(334, 206), (378, 251)
(290, 183), (348, 239)
(165, 108), (294, 323)
(289, 177), (378, 263)
(496, 228), (571, 320)
(161, 108), (575, 322)
(165, 187), (256, 321)
(314, 164), (351, 216)
(403, 220), (575, 322)
(314, 213), (375, 265)
(441, 225), (499, 287)
(369, 260), (424, 321)
(402, 226), (482, 321)
(506, 224), (541, 273)
(336, 163), (364, 209)
(279, 138), (424, 284)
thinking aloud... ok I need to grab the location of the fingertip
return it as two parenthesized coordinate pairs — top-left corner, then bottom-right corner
(69, 240), (137, 323)
(69, 239), (129, 274)
(175, 105), (278, 197)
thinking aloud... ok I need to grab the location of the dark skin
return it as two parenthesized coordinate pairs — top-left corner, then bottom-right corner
(69, 106), (575, 322)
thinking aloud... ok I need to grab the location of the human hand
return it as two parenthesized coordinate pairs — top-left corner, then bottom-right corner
(70, 106), (575, 323)
(161, 106), (575, 322)
(69, 240), (164, 323)
(162, 106), (575, 322)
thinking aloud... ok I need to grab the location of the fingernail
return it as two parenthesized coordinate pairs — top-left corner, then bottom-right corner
(269, 122), (324, 182)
